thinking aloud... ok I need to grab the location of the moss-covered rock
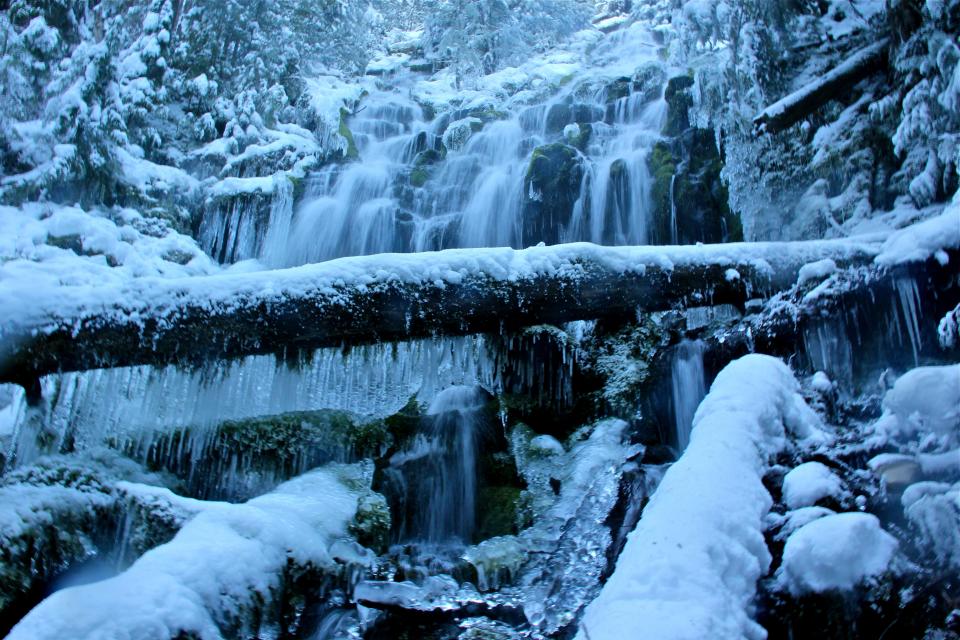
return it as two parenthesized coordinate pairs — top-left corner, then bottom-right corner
(563, 122), (593, 151)
(409, 147), (444, 187)
(633, 62), (667, 103)
(522, 143), (584, 245)
(605, 77), (633, 103)
(647, 132), (742, 245)
(338, 107), (359, 160)
(130, 409), (390, 501)
(350, 490), (392, 553)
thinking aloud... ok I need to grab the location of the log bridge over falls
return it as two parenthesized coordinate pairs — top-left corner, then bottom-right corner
(0, 234), (956, 393)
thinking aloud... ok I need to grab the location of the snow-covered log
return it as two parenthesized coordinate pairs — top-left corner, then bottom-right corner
(753, 40), (889, 135)
(576, 354), (826, 640)
(0, 239), (885, 387)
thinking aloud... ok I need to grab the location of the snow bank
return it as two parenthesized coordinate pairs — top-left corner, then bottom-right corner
(577, 354), (823, 640)
(8, 464), (365, 640)
(778, 512), (898, 595)
(782, 461), (846, 509)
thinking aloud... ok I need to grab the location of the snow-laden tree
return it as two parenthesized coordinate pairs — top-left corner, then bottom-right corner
(668, 0), (959, 240)
(422, 0), (593, 79)
(0, 0), (378, 211)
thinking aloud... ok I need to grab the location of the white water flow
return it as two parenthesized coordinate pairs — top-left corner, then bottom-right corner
(670, 339), (706, 452)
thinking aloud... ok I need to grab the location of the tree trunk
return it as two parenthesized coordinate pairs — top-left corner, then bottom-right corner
(753, 40), (889, 135)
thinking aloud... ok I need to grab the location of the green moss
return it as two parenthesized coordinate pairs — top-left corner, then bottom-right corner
(350, 491), (392, 553)
(410, 166), (429, 187)
(475, 486), (522, 541)
(338, 107), (359, 160)
(648, 141), (677, 244)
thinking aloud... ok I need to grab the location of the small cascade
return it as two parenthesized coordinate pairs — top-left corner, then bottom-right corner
(387, 386), (489, 544)
(669, 173), (678, 245)
(258, 175), (296, 267)
(669, 339), (706, 452)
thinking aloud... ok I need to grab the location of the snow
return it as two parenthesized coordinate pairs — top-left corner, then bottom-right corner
(810, 371), (833, 393)
(0, 203), (218, 309)
(875, 203), (960, 266)
(529, 434), (565, 456)
(577, 354), (823, 640)
(782, 461), (846, 509)
(0, 235), (883, 344)
(901, 481), (960, 568)
(778, 512), (898, 595)
(770, 506), (836, 541)
(8, 464), (365, 640)
(880, 364), (960, 440)
(797, 258), (837, 285)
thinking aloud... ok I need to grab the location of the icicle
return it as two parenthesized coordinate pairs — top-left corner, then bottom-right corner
(258, 174), (295, 267)
(7, 336), (501, 467)
(895, 276), (923, 365)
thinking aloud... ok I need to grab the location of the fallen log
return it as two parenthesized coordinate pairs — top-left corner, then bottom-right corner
(753, 39), (889, 135)
(0, 240), (887, 386)
(0, 242), (891, 386)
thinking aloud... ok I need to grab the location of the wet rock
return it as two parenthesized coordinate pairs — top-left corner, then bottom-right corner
(521, 143), (584, 245)
(442, 117), (483, 152)
(544, 102), (605, 134)
(605, 77), (632, 103)
(633, 62), (667, 103)
(663, 75), (694, 137)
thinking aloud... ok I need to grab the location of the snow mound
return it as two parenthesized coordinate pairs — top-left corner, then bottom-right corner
(782, 461), (846, 509)
(880, 364), (960, 439)
(778, 512), (898, 595)
(8, 464), (364, 640)
(577, 354), (823, 640)
(901, 481), (960, 568)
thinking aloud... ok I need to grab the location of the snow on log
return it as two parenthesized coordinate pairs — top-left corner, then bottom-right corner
(576, 354), (827, 640)
(6, 463), (366, 640)
(753, 39), (889, 135)
(0, 239), (884, 386)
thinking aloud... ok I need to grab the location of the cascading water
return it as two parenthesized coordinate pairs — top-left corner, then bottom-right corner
(246, 31), (670, 268)
(669, 339), (706, 452)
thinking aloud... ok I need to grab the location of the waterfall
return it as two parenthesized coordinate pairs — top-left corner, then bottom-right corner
(256, 47), (670, 267)
(670, 339), (706, 452)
